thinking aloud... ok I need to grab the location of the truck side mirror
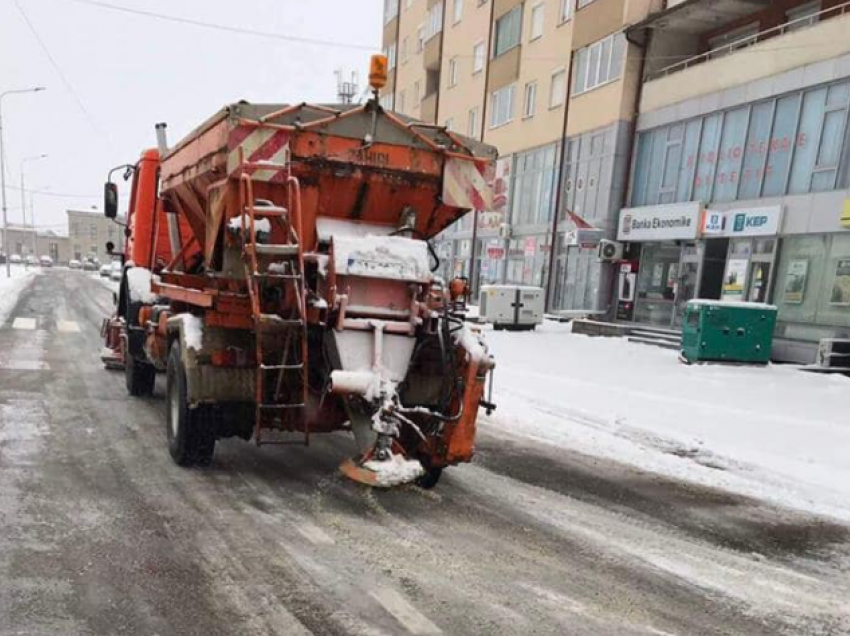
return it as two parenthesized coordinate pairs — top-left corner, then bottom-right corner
(104, 182), (119, 219)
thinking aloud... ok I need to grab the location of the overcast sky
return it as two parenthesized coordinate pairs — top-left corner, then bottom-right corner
(0, 0), (382, 235)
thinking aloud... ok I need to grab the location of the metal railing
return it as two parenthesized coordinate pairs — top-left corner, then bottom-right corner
(649, 0), (850, 81)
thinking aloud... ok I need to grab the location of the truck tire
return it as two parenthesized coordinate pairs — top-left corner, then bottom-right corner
(166, 340), (216, 467)
(415, 466), (443, 490)
(124, 338), (156, 396)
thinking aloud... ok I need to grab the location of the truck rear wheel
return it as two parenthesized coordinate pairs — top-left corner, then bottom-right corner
(124, 338), (156, 396)
(166, 340), (215, 467)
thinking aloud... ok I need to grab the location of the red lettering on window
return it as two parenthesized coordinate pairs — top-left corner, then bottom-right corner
(797, 133), (807, 147)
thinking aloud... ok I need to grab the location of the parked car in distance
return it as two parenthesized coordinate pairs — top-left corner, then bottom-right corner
(25, 255), (39, 266)
(83, 260), (98, 271)
(0, 252), (6, 264)
(99, 264), (111, 277)
(69, 259), (82, 270)
(109, 261), (123, 281)
(10, 254), (22, 264)
(39, 256), (53, 267)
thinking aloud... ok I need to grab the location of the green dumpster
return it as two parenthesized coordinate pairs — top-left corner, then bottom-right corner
(680, 300), (777, 364)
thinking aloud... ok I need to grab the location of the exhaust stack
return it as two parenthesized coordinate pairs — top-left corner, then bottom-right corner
(156, 122), (182, 264)
(155, 122), (168, 155)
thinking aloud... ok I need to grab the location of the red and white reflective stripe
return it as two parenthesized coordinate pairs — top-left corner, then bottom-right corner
(226, 127), (291, 182)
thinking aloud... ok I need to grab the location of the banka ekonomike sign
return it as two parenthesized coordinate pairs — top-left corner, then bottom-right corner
(617, 202), (702, 242)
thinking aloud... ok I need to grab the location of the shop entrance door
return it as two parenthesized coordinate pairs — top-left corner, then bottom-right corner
(672, 242), (701, 328)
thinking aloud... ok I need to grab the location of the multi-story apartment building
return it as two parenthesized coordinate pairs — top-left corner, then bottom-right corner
(620, 0), (850, 362)
(67, 208), (125, 264)
(380, 0), (661, 313)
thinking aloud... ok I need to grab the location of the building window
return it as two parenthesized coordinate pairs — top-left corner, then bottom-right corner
(549, 68), (566, 108)
(577, 0), (597, 8)
(417, 25), (425, 52)
(523, 81), (537, 118)
(573, 33), (625, 94)
(384, 0), (399, 24)
(453, 0), (463, 24)
(413, 81), (420, 107)
(398, 89), (406, 113)
(630, 79), (850, 207)
(490, 83), (516, 128)
(445, 117), (455, 131)
(449, 57), (459, 87)
(529, 3), (545, 41)
(401, 37), (409, 63)
(426, 1), (444, 41)
(385, 43), (397, 70)
(468, 107), (479, 137)
(559, 0), (572, 23)
(786, 1), (821, 31)
(405, 0), (413, 8)
(90, 224), (98, 240)
(493, 6), (522, 58)
(472, 41), (486, 74)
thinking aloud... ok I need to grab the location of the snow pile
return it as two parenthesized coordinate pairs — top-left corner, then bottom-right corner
(0, 266), (37, 326)
(484, 322), (850, 521)
(182, 314), (204, 352)
(687, 298), (777, 310)
(126, 267), (158, 304)
(454, 323), (491, 364)
(363, 452), (425, 487)
(227, 216), (271, 234)
(333, 235), (431, 282)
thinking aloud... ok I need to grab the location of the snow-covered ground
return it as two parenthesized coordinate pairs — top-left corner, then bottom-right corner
(482, 321), (850, 522)
(0, 265), (38, 325)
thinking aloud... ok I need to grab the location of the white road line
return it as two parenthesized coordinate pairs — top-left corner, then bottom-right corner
(57, 320), (81, 333)
(296, 522), (335, 546)
(12, 317), (36, 330)
(0, 360), (50, 371)
(369, 589), (442, 635)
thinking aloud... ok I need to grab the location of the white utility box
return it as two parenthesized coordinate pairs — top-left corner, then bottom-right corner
(477, 285), (544, 331)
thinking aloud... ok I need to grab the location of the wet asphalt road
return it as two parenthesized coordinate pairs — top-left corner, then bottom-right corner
(1, 269), (849, 636)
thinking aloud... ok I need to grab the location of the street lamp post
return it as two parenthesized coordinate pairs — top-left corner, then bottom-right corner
(21, 154), (48, 257)
(1, 86), (46, 277)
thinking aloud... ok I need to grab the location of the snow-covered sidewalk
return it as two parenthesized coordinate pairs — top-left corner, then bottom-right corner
(0, 265), (38, 326)
(482, 321), (850, 522)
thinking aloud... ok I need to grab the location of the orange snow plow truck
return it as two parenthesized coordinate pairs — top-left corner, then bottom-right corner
(100, 56), (496, 488)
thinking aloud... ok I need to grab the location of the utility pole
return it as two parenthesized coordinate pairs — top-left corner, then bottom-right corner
(21, 154), (47, 257)
(1, 86), (46, 276)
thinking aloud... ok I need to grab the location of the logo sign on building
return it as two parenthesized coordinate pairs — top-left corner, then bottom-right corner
(617, 202), (702, 242)
(486, 245), (506, 260)
(721, 205), (782, 237)
(702, 210), (725, 235)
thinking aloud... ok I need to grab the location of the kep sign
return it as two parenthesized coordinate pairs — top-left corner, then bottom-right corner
(704, 205), (782, 238)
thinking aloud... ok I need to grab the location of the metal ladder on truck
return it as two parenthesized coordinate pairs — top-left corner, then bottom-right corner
(237, 150), (309, 446)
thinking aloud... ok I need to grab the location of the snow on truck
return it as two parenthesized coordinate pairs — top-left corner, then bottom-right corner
(100, 56), (497, 488)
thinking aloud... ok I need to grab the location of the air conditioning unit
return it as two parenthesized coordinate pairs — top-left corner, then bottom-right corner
(478, 285), (544, 331)
(815, 338), (850, 369)
(498, 223), (512, 239)
(598, 239), (624, 262)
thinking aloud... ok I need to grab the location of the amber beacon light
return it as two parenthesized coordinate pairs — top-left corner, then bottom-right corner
(369, 54), (388, 91)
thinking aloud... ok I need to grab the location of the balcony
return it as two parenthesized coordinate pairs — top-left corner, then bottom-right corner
(633, 1), (850, 113)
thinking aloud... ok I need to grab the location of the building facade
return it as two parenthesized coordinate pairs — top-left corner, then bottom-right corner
(67, 208), (125, 264)
(621, 0), (850, 362)
(380, 0), (661, 312)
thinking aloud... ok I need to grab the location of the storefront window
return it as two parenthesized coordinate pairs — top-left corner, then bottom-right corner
(634, 242), (680, 325)
(773, 234), (850, 329)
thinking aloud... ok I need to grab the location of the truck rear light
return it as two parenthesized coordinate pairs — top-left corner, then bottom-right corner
(210, 348), (246, 367)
